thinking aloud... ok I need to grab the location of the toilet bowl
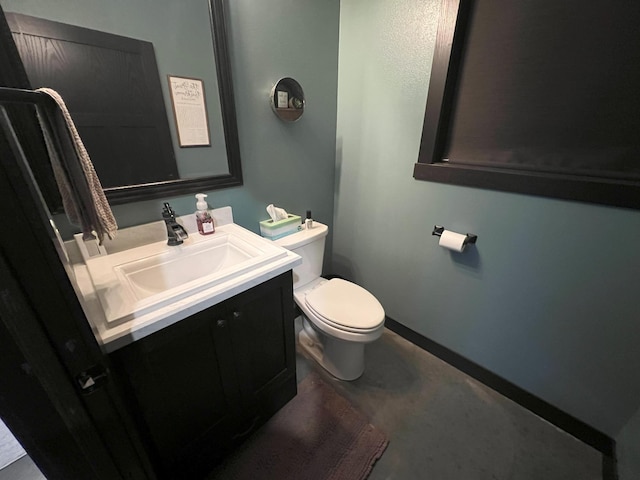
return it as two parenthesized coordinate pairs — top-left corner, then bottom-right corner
(275, 222), (385, 380)
(294, 277), (385, 380)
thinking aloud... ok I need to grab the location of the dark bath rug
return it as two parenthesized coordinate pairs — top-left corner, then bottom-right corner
(209, 372), (389, 480)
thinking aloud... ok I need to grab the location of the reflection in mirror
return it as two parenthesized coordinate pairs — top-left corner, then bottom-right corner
(270, 78), (305, 122)
(0, 0), (242, 206)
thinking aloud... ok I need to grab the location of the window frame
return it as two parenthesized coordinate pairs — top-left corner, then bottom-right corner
(413, 0), (640, 209)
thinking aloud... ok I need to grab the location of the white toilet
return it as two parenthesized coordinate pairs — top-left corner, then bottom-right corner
(275, 221), (385, 380)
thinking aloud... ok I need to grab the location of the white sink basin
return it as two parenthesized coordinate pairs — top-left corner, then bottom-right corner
(84, 223), (289, 326)
(117, 234), (263, 300)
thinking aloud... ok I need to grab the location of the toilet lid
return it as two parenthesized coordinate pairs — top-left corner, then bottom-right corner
(305, 279), (385, 331)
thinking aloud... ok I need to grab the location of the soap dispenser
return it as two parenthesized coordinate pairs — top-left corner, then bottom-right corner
(195, 193), (215, 235)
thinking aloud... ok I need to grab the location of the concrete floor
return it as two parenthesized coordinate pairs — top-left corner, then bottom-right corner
(0, 321), (604, 480)
(295, 320), (603, 480)
(0, 455), (44, 480)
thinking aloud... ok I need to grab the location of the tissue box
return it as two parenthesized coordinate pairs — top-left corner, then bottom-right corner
(259, 214), (301, 240)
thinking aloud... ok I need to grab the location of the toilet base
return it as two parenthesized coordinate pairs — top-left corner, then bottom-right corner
(298, 319), (365, 381)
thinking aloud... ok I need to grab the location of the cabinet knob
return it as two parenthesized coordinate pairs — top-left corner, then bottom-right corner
(216, 319), (227, 328)
(233, 311), (242, 320)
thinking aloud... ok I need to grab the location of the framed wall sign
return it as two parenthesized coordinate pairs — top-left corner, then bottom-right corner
(167, 75), (211, 147)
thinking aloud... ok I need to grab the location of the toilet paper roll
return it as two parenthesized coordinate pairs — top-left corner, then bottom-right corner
(439, 230), (467, 252)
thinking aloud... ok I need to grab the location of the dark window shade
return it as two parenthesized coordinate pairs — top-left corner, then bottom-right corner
(415, 0), (640, 209)
(446, 1), (640, 181)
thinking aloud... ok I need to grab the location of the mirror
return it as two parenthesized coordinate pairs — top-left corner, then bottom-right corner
(270, 78), (305, 122)
(0, 0), (242, 205)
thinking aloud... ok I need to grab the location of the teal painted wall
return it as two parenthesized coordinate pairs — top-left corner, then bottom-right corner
(2, 0), (339, 239)
(334, 0), (640, 442)
(221, 0), (339, 239)
(141, 0), (340, 239)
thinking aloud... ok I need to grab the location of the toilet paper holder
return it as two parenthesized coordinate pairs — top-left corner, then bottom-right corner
(432, 225), (477, 246)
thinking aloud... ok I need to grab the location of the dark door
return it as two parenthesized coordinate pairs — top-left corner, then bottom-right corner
(0, 250), (151, 480)
(0, 7), (153, 479)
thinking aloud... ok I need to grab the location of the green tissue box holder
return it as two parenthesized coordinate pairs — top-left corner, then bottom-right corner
(259, 215), (301, 240)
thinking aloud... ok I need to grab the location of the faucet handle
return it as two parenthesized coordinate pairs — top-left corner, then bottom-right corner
(162, 202), (175, 218)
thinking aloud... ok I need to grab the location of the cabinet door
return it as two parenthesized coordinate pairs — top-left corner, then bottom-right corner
(227, 271), (297, 420)
(109, 271), (297, 478)
(110, 303), (242, 479)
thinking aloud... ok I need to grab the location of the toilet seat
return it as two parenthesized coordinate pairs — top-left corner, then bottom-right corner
(304, 279), (385, 334)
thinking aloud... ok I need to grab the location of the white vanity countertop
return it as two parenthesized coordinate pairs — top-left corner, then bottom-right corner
(71, 207), (301, 353)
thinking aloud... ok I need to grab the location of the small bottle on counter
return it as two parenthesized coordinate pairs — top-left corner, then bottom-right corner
(195, 193), (215, 235)
(305, 210), (313, 230)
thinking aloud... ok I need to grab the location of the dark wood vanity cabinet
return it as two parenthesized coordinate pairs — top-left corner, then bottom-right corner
(109, 271), (297, 479)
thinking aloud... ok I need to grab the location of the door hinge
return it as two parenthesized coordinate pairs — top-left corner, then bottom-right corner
(75, 365), (109, 394)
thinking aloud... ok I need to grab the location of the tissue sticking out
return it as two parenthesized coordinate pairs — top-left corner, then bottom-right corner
(266, 204), (289, 222)
(260, 205), (302, 240)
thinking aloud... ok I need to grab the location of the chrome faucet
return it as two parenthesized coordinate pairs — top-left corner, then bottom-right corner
(162, 202), (189, 246)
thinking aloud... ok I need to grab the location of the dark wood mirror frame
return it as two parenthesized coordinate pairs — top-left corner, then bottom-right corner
(0, 0), (242, 206)
(414, 0), (640, 210)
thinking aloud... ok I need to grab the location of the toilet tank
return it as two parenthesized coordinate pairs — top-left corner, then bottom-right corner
(275, 222), (328, 288)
